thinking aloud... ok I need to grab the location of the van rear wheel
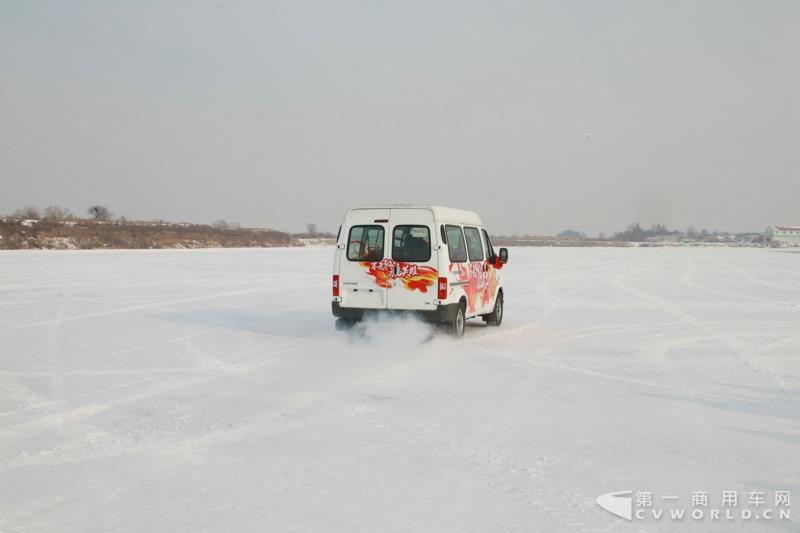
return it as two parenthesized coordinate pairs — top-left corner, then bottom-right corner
(450, 304), (466, 337)
(483, 292), (503, 327)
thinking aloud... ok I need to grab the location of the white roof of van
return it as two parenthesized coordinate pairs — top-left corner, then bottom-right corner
(347, 205), (482, 226)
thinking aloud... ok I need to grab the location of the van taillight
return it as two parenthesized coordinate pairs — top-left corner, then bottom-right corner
(332, 275), (340, 297)
(437, 277), (448, 300)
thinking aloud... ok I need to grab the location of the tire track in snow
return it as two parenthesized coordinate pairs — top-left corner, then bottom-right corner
(0, 338), (304, 432)
(0, 282), (327, 332)
(0, 336), (441, 471)
(463, 342), (771, 408)
(332, 399), (618, 533)
(713, 257), (800, 293)
(0, 340), (308, 473)
(462, 253), (794, 408)
(0, 332), (209, 418)
(682, 264), (800, 309)
(0, 281), (76, 414)
(615, 254), (799, 400)
(465, 256), (659, 346)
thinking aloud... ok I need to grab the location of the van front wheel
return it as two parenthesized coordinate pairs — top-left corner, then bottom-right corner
(483, 292), (503, 327)
(450, 304), (466, 337)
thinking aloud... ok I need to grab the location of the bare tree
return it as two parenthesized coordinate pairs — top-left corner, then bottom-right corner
(87, 205), (112, 221)
(43, 206), (74, 221)
(306, 223), (318, 236)
(12, 206), (41, 220)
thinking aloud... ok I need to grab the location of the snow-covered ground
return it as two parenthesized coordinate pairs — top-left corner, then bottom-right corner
(1, 247), (798, 532)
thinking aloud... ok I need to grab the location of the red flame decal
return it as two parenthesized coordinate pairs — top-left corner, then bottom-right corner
(360, 260), (438, 293)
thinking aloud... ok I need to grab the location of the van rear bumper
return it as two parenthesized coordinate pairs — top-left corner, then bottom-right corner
(332, 301), (459, 323)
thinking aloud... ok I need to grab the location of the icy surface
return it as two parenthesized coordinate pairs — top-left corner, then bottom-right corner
(0, 247), (798, 532)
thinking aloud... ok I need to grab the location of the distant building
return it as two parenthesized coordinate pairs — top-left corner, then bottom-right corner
(766, 226), (800, 246)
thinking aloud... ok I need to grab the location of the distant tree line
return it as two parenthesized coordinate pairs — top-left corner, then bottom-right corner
(6, 204), (116, 221)
(611, 223), (725, 242)
(5, 205), (245, 228)
(612, 223), (681, 241)
(496, 223), (745, 244)
(3, 205), (296, 236)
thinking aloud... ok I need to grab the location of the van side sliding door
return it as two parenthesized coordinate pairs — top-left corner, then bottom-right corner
(480, 228), (500, 311)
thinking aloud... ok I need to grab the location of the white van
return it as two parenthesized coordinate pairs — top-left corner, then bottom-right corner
(332, 206), (508, 336)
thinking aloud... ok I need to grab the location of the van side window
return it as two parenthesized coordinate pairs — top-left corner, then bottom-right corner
(445, 225), (467, 263)
(464, 227), (484, 261)
(392, 225), (431, 262)
(347, 225), (384, 261)
(481, 229), (496, 260)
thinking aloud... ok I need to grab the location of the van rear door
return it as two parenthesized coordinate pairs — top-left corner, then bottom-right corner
(386, 208), (439, 311)
(338, 209), (390, 309)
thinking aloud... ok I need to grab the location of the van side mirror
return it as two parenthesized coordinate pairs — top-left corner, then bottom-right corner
(498, 248), (508, 263)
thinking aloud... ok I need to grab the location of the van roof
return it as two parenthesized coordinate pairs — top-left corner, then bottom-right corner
(346, 205), (483, 226)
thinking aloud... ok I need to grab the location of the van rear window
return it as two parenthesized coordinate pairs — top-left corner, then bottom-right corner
(392, 225), (431, 262)
(347, 225), (385, 261)
(445, 225), (467, 263)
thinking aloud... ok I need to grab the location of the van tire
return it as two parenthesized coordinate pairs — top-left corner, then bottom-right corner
(450, 303), (466, 337)
(483, 292), (503, 327)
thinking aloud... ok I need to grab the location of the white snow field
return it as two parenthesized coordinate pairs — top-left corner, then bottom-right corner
(1, 247), (799, 532)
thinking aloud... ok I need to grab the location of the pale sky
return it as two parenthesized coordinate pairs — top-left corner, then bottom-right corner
(2, 1), (798, 235)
